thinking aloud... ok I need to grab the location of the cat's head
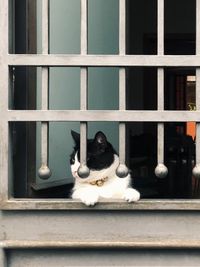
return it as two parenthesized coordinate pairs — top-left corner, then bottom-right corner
(70, 130), (118, 181)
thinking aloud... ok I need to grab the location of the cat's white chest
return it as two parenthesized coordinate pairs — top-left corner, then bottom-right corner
(97, 175), (130, 198)
(71, 153), (140, 206)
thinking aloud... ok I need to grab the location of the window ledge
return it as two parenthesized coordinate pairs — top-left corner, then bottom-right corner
(1, 239), (200, 249)
(1, 198), (200, 210)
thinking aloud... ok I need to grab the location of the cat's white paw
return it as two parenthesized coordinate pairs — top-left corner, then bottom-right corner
(72, 189), (99, 206)
(123, 188), (140, 202)
(80, 192), (99, 206)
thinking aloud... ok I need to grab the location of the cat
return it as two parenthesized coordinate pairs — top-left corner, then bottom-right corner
(70, 130), (140, 206)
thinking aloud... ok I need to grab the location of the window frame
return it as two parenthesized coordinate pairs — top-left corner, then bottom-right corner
(1, 0), (200, 210)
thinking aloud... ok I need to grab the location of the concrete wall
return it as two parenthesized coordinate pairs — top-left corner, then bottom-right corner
(2, 209), (200, 266)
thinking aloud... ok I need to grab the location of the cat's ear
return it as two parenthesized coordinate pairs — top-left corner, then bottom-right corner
(71, 130), (80, 144)
(94, 131), (107, 147)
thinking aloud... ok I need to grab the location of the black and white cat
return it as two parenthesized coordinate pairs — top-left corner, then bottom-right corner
(70, 130), (140, 206)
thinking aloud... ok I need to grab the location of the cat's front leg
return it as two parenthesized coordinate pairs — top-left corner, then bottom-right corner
(123, 188), (140, 202)
(72, 188), (99, 206)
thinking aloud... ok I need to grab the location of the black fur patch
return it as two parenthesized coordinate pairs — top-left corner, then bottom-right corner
(70, 130), (117, 172)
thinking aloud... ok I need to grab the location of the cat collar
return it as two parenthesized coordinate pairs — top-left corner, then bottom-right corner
(89, 177), (108, 187)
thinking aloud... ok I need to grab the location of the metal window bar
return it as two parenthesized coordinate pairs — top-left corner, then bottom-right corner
(0, 248), (7, 267)
(192, 0), (200, 178)
(0, 0), (9, 200)
(155, 0), (168, 178)
(1, 0), (200, 209)
(116, 0), (129, 177)
(37, 0), (51, 180)
(7, 54), (200, 67)
(77, 0), (90, 178)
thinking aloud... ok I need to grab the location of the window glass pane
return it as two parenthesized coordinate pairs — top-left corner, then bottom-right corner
(88, 0), (119, 54)
(128, 122), (196, 199)
(127, 0), (157, 55)
(127, 67), (157, 110)
(164, 123), (195, 198)
(10, 0), (37, 54)
(164, 0), (196, 55)
(164, 68), (196, 111)
(10, 67), (80, 110)
(128, 122), (158, 198)
(49, 0), (80, 54)
(11, 122), (36, 197)
(88, 68), (119, 110)
(49, 68), (80, 110)
(9, 67), (38, 110)
(36, 122), (79, 187)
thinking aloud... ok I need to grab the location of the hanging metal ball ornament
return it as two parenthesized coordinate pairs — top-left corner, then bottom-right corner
(38, 165), (52, 180)
(192, 164), (200, 179)
(155, 163), (168, 179)
(78, 165), (90, 178)
(116, 164), (129, 178)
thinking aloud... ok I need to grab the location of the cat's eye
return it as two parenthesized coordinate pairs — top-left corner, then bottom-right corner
(70, 158), (75, 164)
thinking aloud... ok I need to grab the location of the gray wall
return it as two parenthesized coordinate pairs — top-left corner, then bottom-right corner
(3, 209), (200, 266)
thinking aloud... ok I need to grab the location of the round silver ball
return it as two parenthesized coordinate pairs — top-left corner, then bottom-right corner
(38, 165), (52, 180)
(78, 165), (90, 178)
(116, 164), (129, 178)
(192, 164), (200, 179)
(155, 163), (168, 179)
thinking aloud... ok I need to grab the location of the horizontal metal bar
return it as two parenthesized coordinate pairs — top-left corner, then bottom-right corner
(7, 54), (200, 67)
(2, 198), (200, 210)
(7, 110), (200, 122)
(1, 239), (200, 249)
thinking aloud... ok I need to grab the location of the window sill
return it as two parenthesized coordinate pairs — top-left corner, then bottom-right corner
(1, 198), (200, 210)
(1, 239), (200, 249)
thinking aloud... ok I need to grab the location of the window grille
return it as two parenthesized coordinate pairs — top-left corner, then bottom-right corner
(1, 0), (200, 209)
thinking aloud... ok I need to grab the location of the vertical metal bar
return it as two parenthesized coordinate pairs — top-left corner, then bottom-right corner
(0, 0), (9, 200)
(78, 0), (90, 177)
(197, 0), (200, 55)
(0, 249), (7, 267)
(80, 0), (87, 56)
(192, 0), (200, 178)
(157, 0), (164, 56)
(116, 0), (129, 178)
(119, 66), (126, 167)
(155, 0), (168, 178)
(157, 69), (164, 165)
(80, 67), (87, 165)
(38, 0), (51, 179)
